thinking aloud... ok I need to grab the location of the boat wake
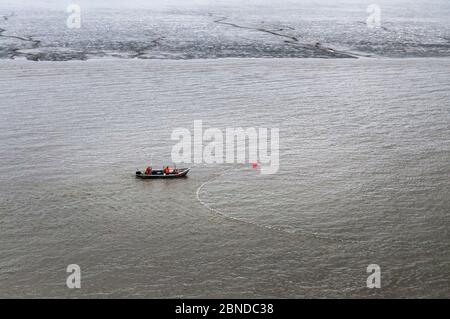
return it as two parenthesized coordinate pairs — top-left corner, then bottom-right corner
(195, 166), (365, 244)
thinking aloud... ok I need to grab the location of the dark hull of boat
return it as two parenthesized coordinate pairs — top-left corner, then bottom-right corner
(135, 168), (190, 179)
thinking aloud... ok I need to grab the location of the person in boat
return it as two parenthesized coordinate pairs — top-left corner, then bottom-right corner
(163, 166), (170, 175)
(144, 166), (152, 175)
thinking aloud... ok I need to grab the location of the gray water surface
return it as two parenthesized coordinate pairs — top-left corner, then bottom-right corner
(0, 58), (449, 298)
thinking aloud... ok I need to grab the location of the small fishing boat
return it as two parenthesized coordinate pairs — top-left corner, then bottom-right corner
(135, 168), (190, 179)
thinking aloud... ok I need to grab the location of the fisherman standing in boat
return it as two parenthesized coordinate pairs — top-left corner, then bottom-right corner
(144, 166), (152, 175)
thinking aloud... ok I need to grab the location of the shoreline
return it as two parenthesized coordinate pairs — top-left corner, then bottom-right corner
(2, 55), (450, 65)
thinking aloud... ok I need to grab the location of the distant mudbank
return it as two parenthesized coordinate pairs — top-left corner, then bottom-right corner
(1, 7), (450, 61)
(0, 36), (358, 61)
(0, 11), (356, 61)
